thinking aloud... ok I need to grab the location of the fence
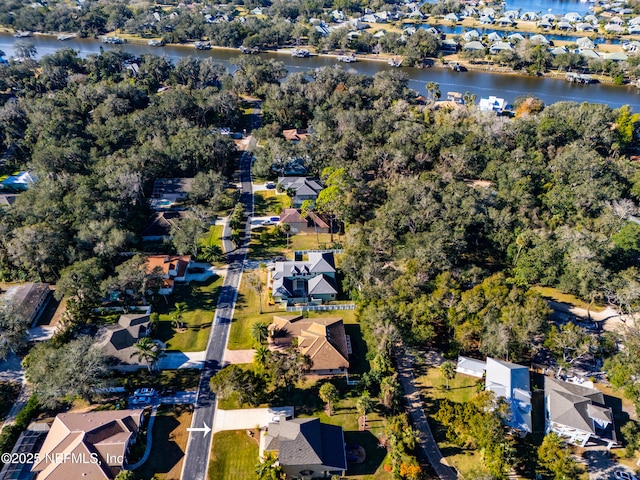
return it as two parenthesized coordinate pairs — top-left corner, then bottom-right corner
(285, 303), (355, 312)
(293, 249), (344, 255)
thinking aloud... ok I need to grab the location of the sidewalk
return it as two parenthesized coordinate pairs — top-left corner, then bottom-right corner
(396, 349), (458, 480)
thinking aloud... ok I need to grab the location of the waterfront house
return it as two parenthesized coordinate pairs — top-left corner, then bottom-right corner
(496, 16), (515, 27)
(261, 417), (347, 478)
(563, 12), (582, 23)
(556, 21), (574, 31)
(545, 376), (617, 449)
(487, 32), (501, 43)
(576, 37), (596, 50)
(269, 315), (349, 374)
(576, 22), (596, 32)
(485, 358), (532, 435)
(478, 96), (507, 114)
(444, 13), (459, 23)
(520, 12), (538, 21)
(530, 34), (550, 45)
(490, 41), (513, 54)
(605, 23), (625, 33)
(463, 29), (480, 42)
(463, 40), (485, 51)
(537, 19), (553, 29)
(507, 33), (525, 43)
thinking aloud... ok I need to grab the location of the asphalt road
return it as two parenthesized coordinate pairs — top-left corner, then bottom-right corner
(181, 149), (254, 480)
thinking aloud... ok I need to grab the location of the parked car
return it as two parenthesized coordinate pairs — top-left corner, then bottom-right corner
(187, 266), (206, 274)
(265, 181), (275, 189)
(261, 220), (274, 226)
(133, 388), (155, 397)
(131, 396), (151, 406)
(269, 217), (280, 222)
(615, 472), (638, 480)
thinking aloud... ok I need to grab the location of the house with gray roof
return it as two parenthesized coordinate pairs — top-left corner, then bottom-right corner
(545, 376), (617, 449)
(271, 252), (337, 305)
(490, 42), (513, 54)
(277, 177), (324, 207)
(485, 358), (532, 436)
(94, 314), (152, 368)
(576, 36), (596, 50)
(456, 356), (486, 378)
(1, 282), (51, 327)
(463, 40), (485, 51)
(261, 417), (347, 479)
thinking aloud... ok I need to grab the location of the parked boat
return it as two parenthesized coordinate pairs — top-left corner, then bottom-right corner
(449, 62), (466, 72)
(194, 41), (211, 50)
(239, 45), (260, 54)
(337, 54), (357, 63)
(101, 36), (124, 44)
(57, 33), (77, 41)
(147, 39), (164, 47)
(291, 48), (310, 58)
(565, 72), (596, 84)
(388, 57), (403, 67)
(13, 31), (32, 38)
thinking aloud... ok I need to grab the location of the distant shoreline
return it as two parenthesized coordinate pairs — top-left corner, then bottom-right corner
(1, 27), (632, 88)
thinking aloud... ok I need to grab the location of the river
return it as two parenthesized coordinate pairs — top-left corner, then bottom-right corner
(1, 32), (639, 110)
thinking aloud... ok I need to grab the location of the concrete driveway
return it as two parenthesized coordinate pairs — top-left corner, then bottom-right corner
(583, 446), (637, 479)
(213, 406), (294, 433)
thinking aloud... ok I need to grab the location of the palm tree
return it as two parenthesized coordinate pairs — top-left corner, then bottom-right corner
(256, 452), (285, 480)
(171, 301), (188, 329)
(131, 337), (164, 372)
(254, 345), (270, 369)
(201, 244), (223, 263)
(252, 321), (269, 345)
(441, 360), (456, 389)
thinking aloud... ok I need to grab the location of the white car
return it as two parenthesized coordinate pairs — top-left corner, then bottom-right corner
(615, 471), (639, 480)
(261, 220), (274, 226)
(133, 388), (155, 397)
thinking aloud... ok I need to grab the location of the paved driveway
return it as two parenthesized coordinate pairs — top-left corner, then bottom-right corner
(213, 407), (294, 433)
(583, 447), (637, 479)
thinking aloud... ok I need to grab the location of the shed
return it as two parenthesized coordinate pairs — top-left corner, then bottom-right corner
(456, 356), (486, 378)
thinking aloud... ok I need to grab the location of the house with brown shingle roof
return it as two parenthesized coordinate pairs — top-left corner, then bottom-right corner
(282, 128), (311, 143)
(145, 255), (192, 295)
(32, 410), (144, 480)
(270, 315), (349, 375)
(278, 208), (330, 234)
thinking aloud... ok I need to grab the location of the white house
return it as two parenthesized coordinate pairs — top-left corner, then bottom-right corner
(485, 358), (532, 435)
(478, 96), (507, 113)
(456, 356), (486, 378)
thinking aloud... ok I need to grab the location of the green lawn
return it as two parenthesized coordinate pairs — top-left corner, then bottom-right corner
(288, 231), (343, 252)
(155, 276), (224, 352)
(201, 225), (223, 248)
(530, 286), (605, 312)
(136, 405), (192, 480)
(209, 430), (259, 480)
(253, 190), (290, 217)
(228, 266), (358, 351)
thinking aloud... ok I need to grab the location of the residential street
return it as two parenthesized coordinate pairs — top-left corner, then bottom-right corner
(180, 147), (254, 480)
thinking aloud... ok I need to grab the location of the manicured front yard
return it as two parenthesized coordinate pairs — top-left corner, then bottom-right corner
(136, 405), (193, 480)
(155, 276), (224, 352)
(201, 225), (223, 249)
(209, 430), (259, 480)
(253, 190), (290, 217)
(228, 266), (358, 351)
(112, 369), (201, 393)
